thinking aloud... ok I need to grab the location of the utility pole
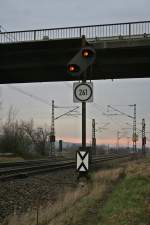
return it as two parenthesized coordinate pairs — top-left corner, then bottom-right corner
(49, 102), (80, 156)
(92, 119), (96, 154)
(142, 118), (146, 155)
(132, 104), (137, 153)
(50, 100), (55, 156)
(107, 104), (137, 153)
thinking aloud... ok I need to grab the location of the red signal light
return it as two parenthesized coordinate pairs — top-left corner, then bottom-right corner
(67, 64), (80, 73)
(68, 65), (75, 72)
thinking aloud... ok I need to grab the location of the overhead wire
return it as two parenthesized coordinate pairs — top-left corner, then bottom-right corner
(7, 85), (51, 106)
(7, 85), (80, 121)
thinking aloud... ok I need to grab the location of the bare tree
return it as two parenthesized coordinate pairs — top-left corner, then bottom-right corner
(22, 120), (50, 156)
(0, 107), (31, 156)
(0, 107), (50, 157)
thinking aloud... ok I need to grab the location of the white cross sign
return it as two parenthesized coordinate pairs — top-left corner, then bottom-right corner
(76, 151), (89, 172)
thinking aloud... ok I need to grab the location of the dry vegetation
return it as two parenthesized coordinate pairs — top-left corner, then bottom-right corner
(5, 157), (150, 225)
(6, 167), (125, 225)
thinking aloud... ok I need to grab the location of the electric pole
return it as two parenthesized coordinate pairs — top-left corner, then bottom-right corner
(49, 101), (80, 156)
(92, 119), (96, 154)
(142, 118), (146, 155)
(50, 100), (55, 156)
(107, 104), (137, 153)
(132, 104), (137, 153)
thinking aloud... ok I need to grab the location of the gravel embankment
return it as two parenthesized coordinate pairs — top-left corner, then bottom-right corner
(0, 169), (77, 225)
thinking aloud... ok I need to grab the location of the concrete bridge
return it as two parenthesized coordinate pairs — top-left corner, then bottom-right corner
(0, 20), (150, 84)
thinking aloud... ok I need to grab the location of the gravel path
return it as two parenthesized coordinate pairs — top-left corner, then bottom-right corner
(0, 169), (77, 225)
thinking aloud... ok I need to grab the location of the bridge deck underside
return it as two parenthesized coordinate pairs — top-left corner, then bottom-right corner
(0, 38), (150, 84)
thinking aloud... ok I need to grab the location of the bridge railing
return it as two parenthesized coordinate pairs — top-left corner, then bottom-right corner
(0, 21), (150, 43)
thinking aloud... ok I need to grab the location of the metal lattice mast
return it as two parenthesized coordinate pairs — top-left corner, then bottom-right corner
(132, 104), (136, 152)
(50, 100), (55, 156)
(142, 118), (146, 155)
(92, 119), (96, 154)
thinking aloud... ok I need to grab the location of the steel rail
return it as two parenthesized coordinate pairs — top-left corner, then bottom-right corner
(0, 160), (75, 175)
(0, 157), (73, 168)
(0, 152), (125, 169)
(0, 161), (76, 181)
(0, 153), (132, 182)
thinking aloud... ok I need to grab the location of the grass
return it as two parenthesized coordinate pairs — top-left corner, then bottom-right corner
(97, 176), (150, 225)
(96, 159), (150, 225)
(6, 157), (150, 225)
(0, 156), (24, 162)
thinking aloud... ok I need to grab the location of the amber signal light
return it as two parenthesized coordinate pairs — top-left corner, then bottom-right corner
(82, 48), (94, 58)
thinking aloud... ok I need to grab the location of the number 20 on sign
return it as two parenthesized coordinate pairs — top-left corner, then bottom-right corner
(73, 82), (93, 103)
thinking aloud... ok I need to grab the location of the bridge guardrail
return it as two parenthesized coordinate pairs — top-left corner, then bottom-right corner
(0, 21), (150, 43)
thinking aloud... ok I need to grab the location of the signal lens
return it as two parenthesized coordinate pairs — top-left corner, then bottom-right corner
(81, 47), (96, 58)
(82, 50), (89, 57)
(67, 64), (80, 73)
(82, 48), (94, 58)
(69, 66), (75, 72)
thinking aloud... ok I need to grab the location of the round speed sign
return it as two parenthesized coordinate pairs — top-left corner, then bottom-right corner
(74, 83), (93, 102)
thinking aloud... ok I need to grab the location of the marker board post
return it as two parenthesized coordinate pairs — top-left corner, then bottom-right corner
(73, 81), (93, 179)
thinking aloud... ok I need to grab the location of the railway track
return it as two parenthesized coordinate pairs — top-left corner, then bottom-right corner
(0, 156), (73, 168)
(0, 153), (131, 182)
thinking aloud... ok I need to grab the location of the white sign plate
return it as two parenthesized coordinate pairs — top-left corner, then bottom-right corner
(76, 151), (89, 172)
(73, 82), (93, 103)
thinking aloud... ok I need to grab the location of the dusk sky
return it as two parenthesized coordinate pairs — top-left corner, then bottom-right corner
(0, 0), (150, 147)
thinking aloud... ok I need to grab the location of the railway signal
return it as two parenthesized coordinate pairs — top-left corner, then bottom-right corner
(67, 46), (96, 77)
(68, 37), (96, 180)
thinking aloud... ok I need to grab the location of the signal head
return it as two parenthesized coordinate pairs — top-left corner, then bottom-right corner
(67, 46), (96, 77)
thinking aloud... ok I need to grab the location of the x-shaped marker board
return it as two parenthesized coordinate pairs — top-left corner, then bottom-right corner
(76, 150), (89, 172)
